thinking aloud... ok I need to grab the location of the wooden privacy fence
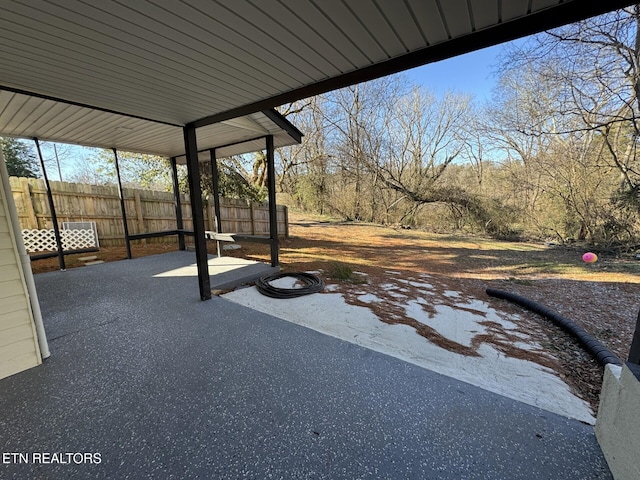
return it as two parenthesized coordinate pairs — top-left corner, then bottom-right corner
(9, 177), (288, 248)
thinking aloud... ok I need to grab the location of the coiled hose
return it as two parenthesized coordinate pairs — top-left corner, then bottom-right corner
(486, 287), (622, 366)
(256, 272), (325, 299)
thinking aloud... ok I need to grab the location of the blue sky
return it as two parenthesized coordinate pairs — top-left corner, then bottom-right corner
(405, 43), (507, 101)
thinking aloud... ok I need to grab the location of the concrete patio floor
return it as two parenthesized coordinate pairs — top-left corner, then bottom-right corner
(0, 252), (611, 479)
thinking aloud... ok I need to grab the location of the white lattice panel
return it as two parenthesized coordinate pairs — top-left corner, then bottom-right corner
(22, 229), (57, 252)
(61, 229), (97, 250)
(22, 229), (98, 253)
(63, 222), (100, 248)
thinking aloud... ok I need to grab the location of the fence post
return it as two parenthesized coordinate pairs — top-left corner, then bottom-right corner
(134, 190), (146, 243)
(20, 178), (38, 229)
(284, 206), (289, 238)
(206, 201), (214, 232)
(230, 200), (237, 232)
(249, 201), (256, 235)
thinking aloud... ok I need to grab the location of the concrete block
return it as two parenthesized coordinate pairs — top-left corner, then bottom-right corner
(596, 363), (640, 480)
(84, 260), (105, 266)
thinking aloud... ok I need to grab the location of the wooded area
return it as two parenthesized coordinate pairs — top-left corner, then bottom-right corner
(271, 7), (640, 248)
(9, 177), (288, 247)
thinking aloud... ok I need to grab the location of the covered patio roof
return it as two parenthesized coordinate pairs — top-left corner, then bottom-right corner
(0, 89), (302, 159)
(0, 1), (635, 135)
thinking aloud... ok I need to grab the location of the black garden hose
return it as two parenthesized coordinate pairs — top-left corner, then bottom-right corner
(486, 287), (622, 367)
(256, 272), (325, 299)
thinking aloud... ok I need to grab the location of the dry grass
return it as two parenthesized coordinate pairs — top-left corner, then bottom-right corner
(225, 212), (639, 360)
(30, 241), (180, 274)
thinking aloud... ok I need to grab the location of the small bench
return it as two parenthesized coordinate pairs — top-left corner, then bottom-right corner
(204, 232), (238, 243)
(204, 231), (272, 257)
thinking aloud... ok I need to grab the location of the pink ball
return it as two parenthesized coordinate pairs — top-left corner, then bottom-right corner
(582, 252), (598, 263)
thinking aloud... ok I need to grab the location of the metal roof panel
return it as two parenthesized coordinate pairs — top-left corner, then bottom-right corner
(0, 91), (301, 158)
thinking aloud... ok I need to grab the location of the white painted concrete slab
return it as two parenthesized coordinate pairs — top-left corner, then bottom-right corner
(224, 278), (595, 424)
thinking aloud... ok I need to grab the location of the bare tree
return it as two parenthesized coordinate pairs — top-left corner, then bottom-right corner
(503, 6), (640, 202)
(322, 77), (401, 221)
(368, 87), (506, 229)
(276, 97), (333, 213)
(488, 6), (640, 244)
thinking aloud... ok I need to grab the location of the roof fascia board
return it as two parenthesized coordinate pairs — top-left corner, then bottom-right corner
(174, 125), (302, 163)
(174, 134), (271, 163)
(173, 133), (268, 162)
(221, 116), (269, 134)
(261, 109), (303, 144)
(192, 0), (637, 128)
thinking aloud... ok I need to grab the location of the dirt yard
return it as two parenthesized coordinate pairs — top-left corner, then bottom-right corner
(31, 211), (640, 411)
(228, 212), (640, 411)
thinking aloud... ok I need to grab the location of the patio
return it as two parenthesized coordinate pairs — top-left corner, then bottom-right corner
(0, 252), (612, 479)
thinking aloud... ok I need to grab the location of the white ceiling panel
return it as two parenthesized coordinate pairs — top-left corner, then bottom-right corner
(502, 0), (531, 22)
(375, 0), (426, 51)
(407, 0), (449, 45)
(23, 0), (278, 97)
(251, 1), (356, 73)
(532, 0), (563, 10)
(438, 0), (473, 38)
(285, 0), (371, 66)
(0, 94), (30, 134)
(186, 1), (325, 82)
(348, 1), (406, 57)
(219, 1), (341, 79)
(12, 103), (74, 138)
(311, 0), (386, 62)
(471, 0), (501, 30)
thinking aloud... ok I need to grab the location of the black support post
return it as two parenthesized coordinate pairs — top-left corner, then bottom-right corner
(170, 157), (185, 250)
(34, 138), (65, 270)
(210, 148), (223, 258)
(266, 135), (278, 267)
(184, 124), (211, 300)
(209, 149), (222, 233)
(629, 309), (640, 364)
(113, 149), (132, 259)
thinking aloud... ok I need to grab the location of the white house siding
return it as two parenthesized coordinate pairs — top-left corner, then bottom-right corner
(0, 160), (41, 379)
